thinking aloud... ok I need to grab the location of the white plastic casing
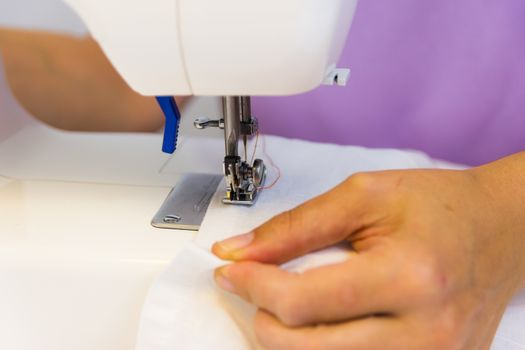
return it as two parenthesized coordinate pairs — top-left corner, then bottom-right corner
(63, 0), (358, 96)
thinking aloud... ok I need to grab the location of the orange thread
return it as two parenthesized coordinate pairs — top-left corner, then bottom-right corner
(250, 130), (260, 165)
(257, 133), (281, 190)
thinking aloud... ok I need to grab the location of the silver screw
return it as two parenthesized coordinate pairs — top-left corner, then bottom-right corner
(163, 214), (182, 224)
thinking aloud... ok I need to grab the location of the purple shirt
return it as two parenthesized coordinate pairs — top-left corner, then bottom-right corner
(253, 0), (525, 166)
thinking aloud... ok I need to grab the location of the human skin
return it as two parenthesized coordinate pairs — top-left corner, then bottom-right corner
(0, 28), (185, 132)
(213, 151), (525, 349)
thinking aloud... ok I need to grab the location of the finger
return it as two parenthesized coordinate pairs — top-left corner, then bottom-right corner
(254, 310), (408, 350)
(212, 174), (382, 264)
(215, 251), (409, 327)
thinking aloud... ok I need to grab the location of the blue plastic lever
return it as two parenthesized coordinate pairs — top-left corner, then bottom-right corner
(156, 96), (181, 154)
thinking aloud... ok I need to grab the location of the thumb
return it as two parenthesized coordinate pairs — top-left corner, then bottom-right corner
(212, 176), (372, 264)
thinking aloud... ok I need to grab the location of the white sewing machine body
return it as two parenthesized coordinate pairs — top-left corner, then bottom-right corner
(63, 0), (357, 96)
(62, 0), (359, 208)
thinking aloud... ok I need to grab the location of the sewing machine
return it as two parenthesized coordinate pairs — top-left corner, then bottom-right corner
(63, 0), (358, 229)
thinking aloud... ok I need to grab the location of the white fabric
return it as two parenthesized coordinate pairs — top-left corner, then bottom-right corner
(136, 138), (433, 350)
(494, 292), (525, 350)
(136, 136), (525, 350)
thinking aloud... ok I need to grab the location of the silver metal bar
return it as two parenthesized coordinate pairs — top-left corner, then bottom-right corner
(151, 173), (223, 231)
(240, 96), (251, 123)
(240, 97), (250, 160)
(222, 96), (241, 157)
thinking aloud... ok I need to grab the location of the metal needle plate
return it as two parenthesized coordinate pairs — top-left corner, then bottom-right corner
(151, 173), (223, 231)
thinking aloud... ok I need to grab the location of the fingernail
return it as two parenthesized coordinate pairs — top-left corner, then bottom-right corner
(216, 232), (254, 254)
(215, 267), (236, 293)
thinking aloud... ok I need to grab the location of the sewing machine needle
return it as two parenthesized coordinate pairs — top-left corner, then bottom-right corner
(243, 135), (248, 161)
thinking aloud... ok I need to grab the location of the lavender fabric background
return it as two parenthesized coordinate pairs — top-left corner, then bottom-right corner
(253, 0), (525, 166)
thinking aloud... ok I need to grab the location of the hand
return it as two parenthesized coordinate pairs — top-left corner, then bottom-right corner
(212, 168), (525, 350)
(0, 29), (178, 131)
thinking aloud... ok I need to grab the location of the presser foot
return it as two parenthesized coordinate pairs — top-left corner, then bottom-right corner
(222, 190), (259, 206)
(222, 157), (266, 206)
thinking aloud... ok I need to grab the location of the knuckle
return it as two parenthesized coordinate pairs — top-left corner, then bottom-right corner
(275, 293), (307, 327)
(253, 313), (271, 346)
(346, 171), (409, 198)
(273, 209), (299, 234)
(270, 209), (311, 250)
(295, 340), (322, 350)
(335, 280), (359, 311)
(232, 261), (257, 281)
(346, 172), (376, 191)
(406, 252), (449, 302)
(229, 263), (258, 299)
(428, 316), (465, 350)
(305, 325), (335, 350)
(254, 314), (311, 350)
(408, 311), (465, 350)
(253, 312), (286, 350)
